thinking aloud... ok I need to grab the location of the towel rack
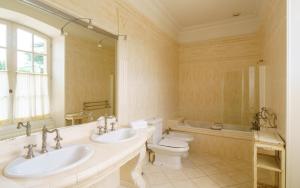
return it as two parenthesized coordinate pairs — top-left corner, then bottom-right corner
(83, 100), (110, 111)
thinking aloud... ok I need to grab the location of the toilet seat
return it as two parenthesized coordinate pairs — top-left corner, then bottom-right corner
(164, 132), (194, 142)
(148, 138), (189, 156)
(159, 138), (188, 148)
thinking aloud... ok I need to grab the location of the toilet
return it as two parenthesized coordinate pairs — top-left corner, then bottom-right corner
(163, 131), (194, 143)
(163, 131), (194, 158)
(146, 118), (190, 169)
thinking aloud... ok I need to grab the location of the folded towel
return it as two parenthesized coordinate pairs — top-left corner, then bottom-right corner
(130, 120), (148, 129)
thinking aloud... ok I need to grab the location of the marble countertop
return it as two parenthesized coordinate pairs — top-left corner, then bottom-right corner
(0, 123), (154, 188)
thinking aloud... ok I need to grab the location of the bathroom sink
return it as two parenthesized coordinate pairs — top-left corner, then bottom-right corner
(4, 144), (94, 178)
(91, 128), (136, 143)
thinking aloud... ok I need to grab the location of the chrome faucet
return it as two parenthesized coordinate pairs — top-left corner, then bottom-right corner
(97, 115), (117, 135)
(41, 126), (63, 153)
(111, 122), (116, 131)
(17, 121), (31, 136)
(24, 144), (37, 159)
(97, 125), (105, 135)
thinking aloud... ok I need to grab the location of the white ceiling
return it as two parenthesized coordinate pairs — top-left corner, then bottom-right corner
(157, 0), (259, 28)
(127, 0), (262, 42)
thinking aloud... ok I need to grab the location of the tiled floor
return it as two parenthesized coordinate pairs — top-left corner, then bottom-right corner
(143, 152), (253, 188)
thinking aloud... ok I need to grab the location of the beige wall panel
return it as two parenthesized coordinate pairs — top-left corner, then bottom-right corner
(178, 34), (260, 125)
(259, 0), (286, 139)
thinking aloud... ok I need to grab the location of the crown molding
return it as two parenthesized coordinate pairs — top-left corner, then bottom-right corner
(178, 15), (261, 43)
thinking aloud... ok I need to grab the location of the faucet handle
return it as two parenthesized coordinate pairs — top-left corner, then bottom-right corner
(54, 135), (63, 141)
(24, 144), (37, 159)
(24, 144), (37, 149)
(54, 135), (63, 150)
(111, 122), (116, 131)
(97, 126), (104, 135)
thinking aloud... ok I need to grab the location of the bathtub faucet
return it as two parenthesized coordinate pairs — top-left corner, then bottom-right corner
(251, 112), (260, 130)
(163, 127), (171, 135)
(211, 122), (223, 130)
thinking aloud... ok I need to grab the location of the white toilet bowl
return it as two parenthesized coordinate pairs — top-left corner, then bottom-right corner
(148, 138), (189, 169)
(163, 131), (194, 158)
(146, 118), (190, 169)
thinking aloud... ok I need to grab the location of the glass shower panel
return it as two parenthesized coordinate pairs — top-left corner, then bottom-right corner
(222, 65), (259, 127)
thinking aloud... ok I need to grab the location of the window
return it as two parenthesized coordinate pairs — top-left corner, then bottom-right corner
(0, 20), (50, 124)
(0, 23), (9, 123)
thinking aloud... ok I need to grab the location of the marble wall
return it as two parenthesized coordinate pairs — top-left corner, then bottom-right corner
(178, 34), (260, 125)
(65, 35), (115, 118)
(43, 0), (179, 125)
(259, 0), (286, 139)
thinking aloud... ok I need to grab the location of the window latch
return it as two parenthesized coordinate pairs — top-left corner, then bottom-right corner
(9, 89), (13, 94)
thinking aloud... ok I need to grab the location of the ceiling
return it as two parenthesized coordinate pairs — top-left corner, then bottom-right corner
(127, 0), (262, 42)
(157, 0), (259, 28)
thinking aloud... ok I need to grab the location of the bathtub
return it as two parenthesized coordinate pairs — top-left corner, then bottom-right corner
(168, 118), (254, 161)
(170, 119), (253, 140)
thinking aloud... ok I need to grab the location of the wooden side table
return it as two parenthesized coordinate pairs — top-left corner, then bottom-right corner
(254, 130), (285, 188)
(65, 112), (89, 125)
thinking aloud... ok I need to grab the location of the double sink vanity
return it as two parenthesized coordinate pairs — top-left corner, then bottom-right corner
(0, 1), (153, 187)
(0, 119), (153, 188)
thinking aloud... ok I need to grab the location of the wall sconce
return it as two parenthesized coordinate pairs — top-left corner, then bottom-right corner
(97, 38), (105, 48)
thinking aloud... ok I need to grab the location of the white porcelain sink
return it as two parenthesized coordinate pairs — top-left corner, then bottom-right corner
(4, 144), (94, 178)
(91, 128), (136, 143)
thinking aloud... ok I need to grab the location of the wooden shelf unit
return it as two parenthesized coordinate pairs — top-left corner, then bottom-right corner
(257, 154), (281, 172)
(254, 130), (285, 188)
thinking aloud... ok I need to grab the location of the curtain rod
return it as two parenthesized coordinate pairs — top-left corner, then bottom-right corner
(18, 0), (119, 39)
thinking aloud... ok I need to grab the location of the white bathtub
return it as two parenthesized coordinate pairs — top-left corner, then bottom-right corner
(184, 120), (252, 132)
(169, 119), (254, 161)
(171, 119), (253, 140)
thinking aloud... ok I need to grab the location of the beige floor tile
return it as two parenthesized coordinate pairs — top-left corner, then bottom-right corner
(211, 162), (235, 174)
(192, 177), (220, 188)
(145, 171), (169, 185)
(149, 182), (174, 188)
(182, 168), (206, 179)
(226, 181), (253, 188)
(163, 169), (188, 181)
(182, 159), (196, 169)
(209, 174), (237, 187)
(171, 180), (197, 188)
(142, 152), (253, 188)
(143, 163), (162, 173)
(197, 164), (219, 175)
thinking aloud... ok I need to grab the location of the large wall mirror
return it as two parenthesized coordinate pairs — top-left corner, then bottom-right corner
(0, 0), (118, 140)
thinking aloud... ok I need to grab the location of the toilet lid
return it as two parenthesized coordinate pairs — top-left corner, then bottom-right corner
(159, 138), (188, 148)
(165, 132), (194, 142)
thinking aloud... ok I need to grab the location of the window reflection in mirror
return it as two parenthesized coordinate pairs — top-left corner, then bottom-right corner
(0, 0), (116, 140)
